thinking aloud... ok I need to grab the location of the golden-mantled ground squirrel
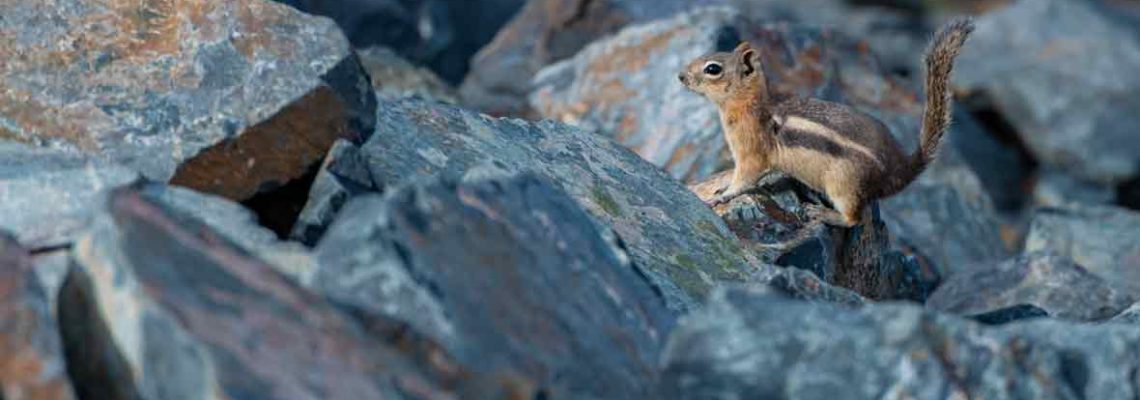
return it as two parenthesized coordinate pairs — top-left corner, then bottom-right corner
(679, 19), (975, 228)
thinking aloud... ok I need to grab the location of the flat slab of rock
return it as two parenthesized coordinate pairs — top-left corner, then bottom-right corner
(60, 186), (530, 400)
(928, 251), (1134, 322)
(0, 234), (76, 400)
(1025, 204), (1140, 296)
(955, 0), (1140, 184)
(359, 98), (766, 311)
(662, 286), (1140, 399)
(315, 174), (673, 398)
(0, 0), (375, 200)
(0, 143), (138, 248)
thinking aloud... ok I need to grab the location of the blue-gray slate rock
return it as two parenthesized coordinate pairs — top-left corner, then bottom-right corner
(0, 143), (138, 249)
(462, 0), (725, 116)
(0, 233), (77, 399)
(955, 0), (1140, 185)
(927, 251), (1134, 322)
(0, 0), (376, 201)
(1025, 204), (1140, 297)
(662, 286), (1140, 399)
(290, 139), (376, 247)
(358, 97), (768, 311)
(314, 173), (674, 398)
(60, 185), (532, 400)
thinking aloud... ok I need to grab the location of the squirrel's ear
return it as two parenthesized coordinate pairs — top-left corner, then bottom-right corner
(739, 47), (757, 76)
(733, 41), (752, 54)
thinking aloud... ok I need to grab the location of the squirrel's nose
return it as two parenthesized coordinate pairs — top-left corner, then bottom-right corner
(678, 73), (688, 85)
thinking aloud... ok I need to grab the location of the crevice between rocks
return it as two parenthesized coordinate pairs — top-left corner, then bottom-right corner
(241, 161), (322, 239)
(57, 267), (141, 400)
(960, 91), (1039, 212)
(1116, 176), (1140, 211)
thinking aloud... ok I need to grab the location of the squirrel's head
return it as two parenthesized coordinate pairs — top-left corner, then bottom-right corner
(678, 42), (767, 105)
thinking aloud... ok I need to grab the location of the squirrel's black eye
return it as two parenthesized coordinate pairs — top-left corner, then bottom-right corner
(703, 63), (723, 76)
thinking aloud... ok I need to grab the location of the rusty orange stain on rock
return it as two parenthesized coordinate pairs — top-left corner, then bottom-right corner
(584, 27), (687, 78)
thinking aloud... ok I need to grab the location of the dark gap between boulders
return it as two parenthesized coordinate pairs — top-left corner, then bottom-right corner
(58, 268), (141, 400)
(241, 161), (322, 240)
(1116, 175), (1140, 211)
(961, 91), (1039, 211)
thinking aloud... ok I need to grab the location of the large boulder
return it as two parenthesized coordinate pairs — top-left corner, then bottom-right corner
(275, 0), (525, 83)
(0, 0), (375, 201)
(1024, 204), (1140, 296)
(461, 0), (726, 116)
(927, 251), (1134, 322)
(955, 0), (1140, 185)
(0, 143), (138, 249)
(0, 234), (76, 400)
(662, 286), (1140, 399)
(59, 185), (531, 400)
(314, 173), (674, 398)
(532, 7), (1005, 288)
(354, 97), (768, 311)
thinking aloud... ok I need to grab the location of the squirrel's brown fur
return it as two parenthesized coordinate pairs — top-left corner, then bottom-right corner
(679, 19), (975, 228)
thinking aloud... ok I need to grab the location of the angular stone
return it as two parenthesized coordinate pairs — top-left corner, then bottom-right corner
(690, 171), (937, 301)
(290, 139), (375, 247)
(531, 7), (1006, 280)
(462, 0), (725, 116)
(0, 234), (76, 400)
(362, 97), (767, 311)
(955, 0), (1140, 184)
(315, 173), (673, 398)
(662, 286), (1140, 399)
(60, 186), (532, 400)
(1025, 204), (1140, 296)
(276, 0), (525, 83)
(928, 252), (1134, 322)
(0, 0), (376, 201)
(1108, 303), (1140, 325)
(358, 46), (458, 103)
(0, 143), (139, 249)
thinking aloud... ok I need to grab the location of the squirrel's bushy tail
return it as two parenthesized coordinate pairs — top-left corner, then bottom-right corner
(881, 18), (974, 197)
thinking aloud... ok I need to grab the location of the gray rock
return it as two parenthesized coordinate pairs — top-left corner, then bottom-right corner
(1, 0), (376, 201)
(290, 139), (376, 247)
(360, 97), (767, 311)
(1108, 303), (1140, 325)
(689, 171), (937, 302)
(0, 143), (138, 248)
(314, 173), (674, 398)
(531, 7), (1006, 282)
(462, 0), (725, 116)
(1025, 204), (1140, 296)
(955, 0), (1140, 184)
(60, 185), (532, 400)
(1032, 169), (1116, 208)
(662, 286), (1140, 400)
(276, 0), (524, 83)
(357, 46), (458, 103)
(0, 233), (77, 400)
(928, 251), (1134, 322)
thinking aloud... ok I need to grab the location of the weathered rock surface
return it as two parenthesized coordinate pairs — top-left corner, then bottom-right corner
(689, 171), (937, 302)
(0, 234), (76, 400)
(290, 139), (376, 247)
(0, 0), (376, 200)
(928, 251), (1134, 322)
(315, 173), (674, 398)
(462, 0), (725, 116)
(276, 0), (524, 84)
(358, 46), (458, 103)
(662, 286), (1140, 400)
(358, 97), (767, 311)
(955, 0), (1140, 184)
(60, 185), (531, 400)
(1025, 204), (1140, 296)
(0, 143), (138, 248)
(1032, 169), (1116, 209)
